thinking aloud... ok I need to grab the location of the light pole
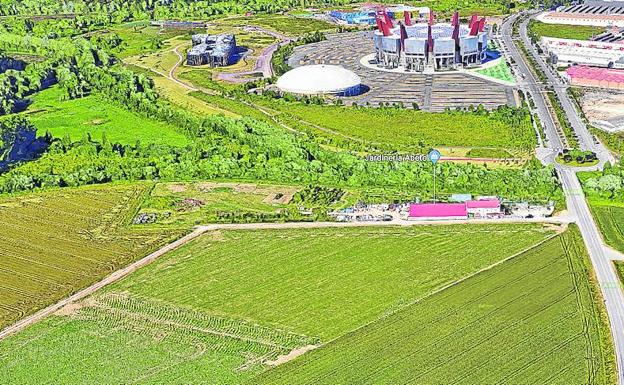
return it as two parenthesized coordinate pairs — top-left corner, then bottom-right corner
(428, 149), (441, 203)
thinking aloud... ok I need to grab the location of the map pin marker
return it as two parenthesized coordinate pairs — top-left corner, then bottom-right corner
(428, 149), (441, 165)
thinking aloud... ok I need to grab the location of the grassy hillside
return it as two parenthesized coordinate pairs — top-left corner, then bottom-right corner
(255, 100), (536, 151)
(0, 224), (552, 384)
(256, 228), (615, 385)
(24, 86), (190, 146)
(0, 184), (183, 330)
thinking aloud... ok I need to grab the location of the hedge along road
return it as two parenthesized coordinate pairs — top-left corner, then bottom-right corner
(0, 216), (568, 342)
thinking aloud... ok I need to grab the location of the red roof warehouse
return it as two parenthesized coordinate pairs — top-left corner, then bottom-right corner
(409, 199), (501, 221)
(409, 203), (468, 220)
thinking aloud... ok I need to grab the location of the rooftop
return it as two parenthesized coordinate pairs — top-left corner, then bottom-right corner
(276, 65), (362, 95)
(409, 203), (468, 218)
(466, 199), (501, 209)
(566, 65), (624, 83)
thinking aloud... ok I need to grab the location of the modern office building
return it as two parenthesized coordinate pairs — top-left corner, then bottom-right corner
(187, 34), (236, 67)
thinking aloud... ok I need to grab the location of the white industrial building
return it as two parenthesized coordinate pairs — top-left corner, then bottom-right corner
(276, 65), (362, 96)
(537, 1), (624, 27)
(540, 36), (624, 68)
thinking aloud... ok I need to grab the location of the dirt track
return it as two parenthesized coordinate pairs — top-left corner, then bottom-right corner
(0, 228), (205, 341)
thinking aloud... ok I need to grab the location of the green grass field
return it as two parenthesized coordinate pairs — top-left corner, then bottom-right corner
(591, 204), (624, 253)
(476, 59), (516, 84)
(218, 15), (335, 36)
(529, 20), (606, 40)
(0, 224), (553, 383)
(256, 228), (615, 385)
(413, 0), (511, 16)
(137, 181), (299, 227)
(107, 22), (199, 59)
(0, 184), (182, 330)
(23, 86), (190, 146)
(258, 101), (536, 151)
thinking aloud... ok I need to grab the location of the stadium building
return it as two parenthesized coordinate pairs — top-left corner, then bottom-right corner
(187, 34), (236, 67)
(373, 10), (489, 72)
(276, 64), (362, 96)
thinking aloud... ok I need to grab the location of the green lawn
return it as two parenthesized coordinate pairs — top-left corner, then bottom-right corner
(530, 20), (606, 40)
(0, 224), (553, 384)
(256, 228), (615, 385)
(106, 22), (198, 59)
(23, 86), (190, 146)
(476, 59), (516, 84)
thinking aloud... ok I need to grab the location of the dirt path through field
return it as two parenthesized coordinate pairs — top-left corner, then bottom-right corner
(0, 228), (205, 341)
(0, 217), (568, 341)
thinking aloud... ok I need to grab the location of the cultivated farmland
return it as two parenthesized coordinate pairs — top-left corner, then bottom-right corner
(591, 204), (624, 253)
(0, 184), (182, 330)
(0, 224), (553, 383)
(256, 228), (615, 385)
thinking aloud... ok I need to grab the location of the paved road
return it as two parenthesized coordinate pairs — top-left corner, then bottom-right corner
(217, 25), (292, 83)
(502, 12), (624, 384)
(171, 45), (198, 91)
(500, 13), (563, 158)
(559, 168), (624, 382)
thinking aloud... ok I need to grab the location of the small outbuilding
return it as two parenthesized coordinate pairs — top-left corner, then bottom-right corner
(466, 199), (501, 218)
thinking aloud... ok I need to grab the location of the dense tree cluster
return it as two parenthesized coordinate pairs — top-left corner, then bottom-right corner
(0, 109), (562, 205)
(271, 31), (326, 76)
(584, 164), (624, 200)
(0, 0), (364, 19)
(0, 32), (154, 114)
(0, 0), (563, 206)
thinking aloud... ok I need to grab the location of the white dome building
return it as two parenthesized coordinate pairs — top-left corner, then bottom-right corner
(276, 65), (362, 96)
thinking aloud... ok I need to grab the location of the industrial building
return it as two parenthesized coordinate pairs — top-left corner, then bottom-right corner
(408, 199), (501, 220)
(565, 65), (624, 90)
(186, 34), (236, 67)
(276, 64), (362, 96)
(537, 0), (624, 27)
(329, 10), (377, 25)
(329, 5), (429, 25)
(373, 10), (488, 72)
(541, 36), (624, 68)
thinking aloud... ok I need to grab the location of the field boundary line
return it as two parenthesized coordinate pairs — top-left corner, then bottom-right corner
(0, 220), (563, 341)
(0, 227), (205, 341)
(319, 231), (564, 347)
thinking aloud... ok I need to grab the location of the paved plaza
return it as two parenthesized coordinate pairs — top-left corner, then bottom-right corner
(288, 32), (516, 111)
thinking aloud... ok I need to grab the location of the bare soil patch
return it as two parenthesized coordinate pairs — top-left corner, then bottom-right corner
(265, 344), (319, 366)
